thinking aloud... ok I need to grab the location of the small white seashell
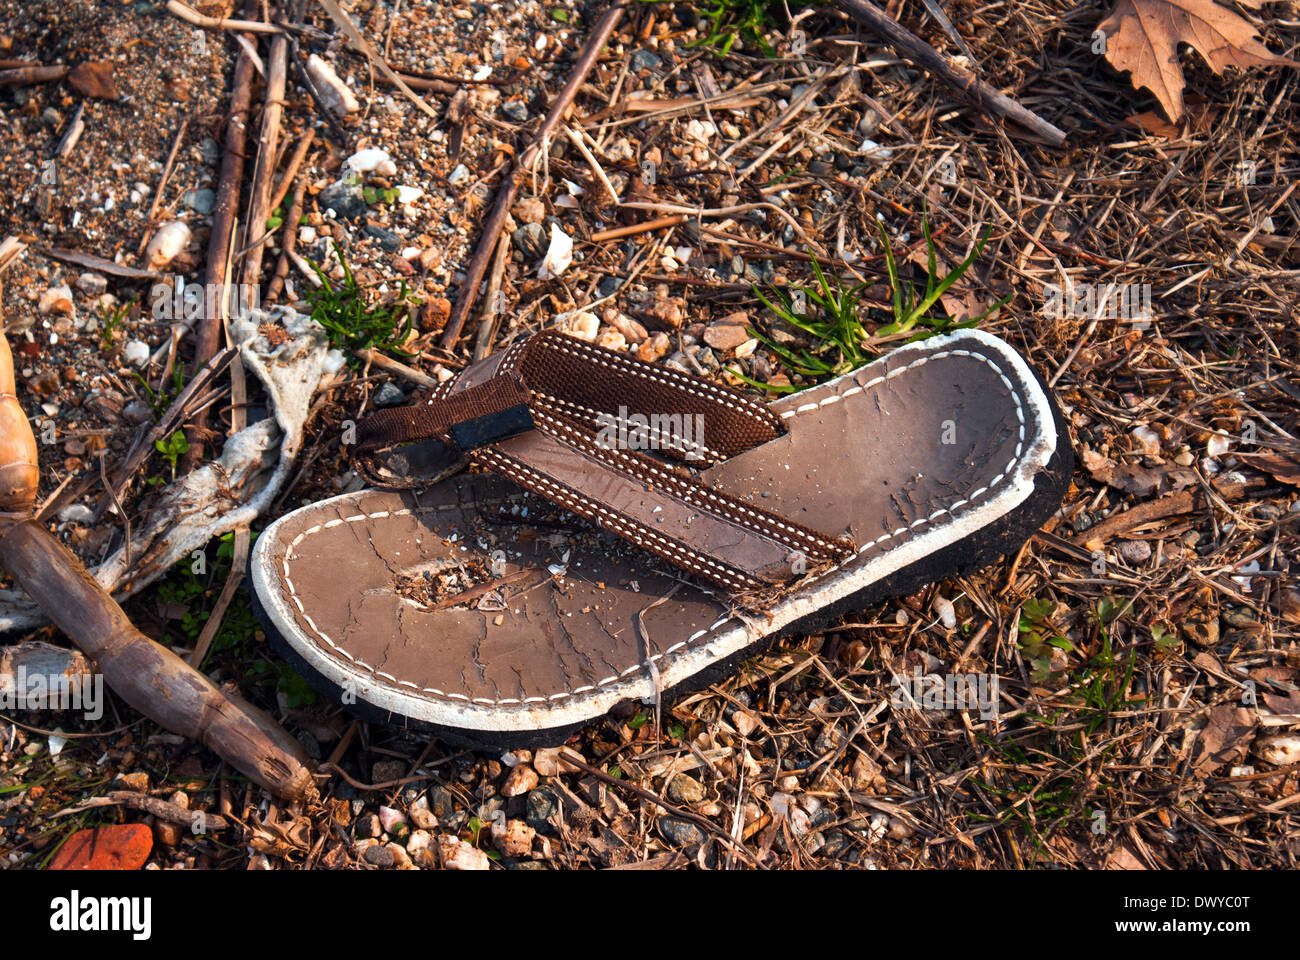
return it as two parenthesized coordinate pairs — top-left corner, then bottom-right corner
(145, 220), (191, 270)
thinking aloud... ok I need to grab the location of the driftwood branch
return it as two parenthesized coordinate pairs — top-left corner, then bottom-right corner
(0, 325), (314, 801)
(833, 0), (1067, 147)
(441, 1), (629, 348)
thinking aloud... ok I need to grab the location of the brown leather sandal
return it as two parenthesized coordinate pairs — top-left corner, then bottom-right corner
(251, 328), (1071, 747)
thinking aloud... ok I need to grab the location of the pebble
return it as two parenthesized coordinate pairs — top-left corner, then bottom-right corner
(501, 749), (532, 768)
(377, 805), (407, 835)
(596, 328), (626, 352)
(344, 147), (395, 177)
(501, 100), (529, 122)
(640, 299), (683, 330)
(604, 309), (647, 342)
(123, 340), (150, 367)
(557, 311), (599, 342)
(363, 843), (395, 868)
(491, 818), (536, 857)
(437, 834), (490, 870)
(525, 788), (560, 831)
(657, 817), (706, 847)
(511, 221), (547, 259)
(636, 332), (670, 363)
(406, 829), (433, 855)
(684, 119), (716, 143)
(448, 164), (471, 187)
(858, 139), (893, 162)
(363, 224), (402, 252)
(513, 196), (546, 224)
(306, 54), (360, 115)
(408, 795), (437, 830)
(665, 775), (704, 804)
(1131, 424), (1161, 455)
(182, 188), (216, 215)
(1206, 434), (1231, 457)
(153, 820), (184, 846)
(703, 322), (752, 352)
(428, 784), (458, 819)
(115, 771), (150, 793)
(532, 747), (583, 777)
(932, 594), (957, 630)
(57, 504), (93, 524)
(320, 180), (367, 220)
(501, 763), (539, 797)
(630, 50), (661, 71)
(355, 813), (382, 838)
(1118, 540), (1152, 564)
(76, 272), (107, 296)
(1255, 734), (1300, 766)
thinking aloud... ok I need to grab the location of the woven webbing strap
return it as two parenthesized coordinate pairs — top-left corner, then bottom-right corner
(354, 330), (854, 592)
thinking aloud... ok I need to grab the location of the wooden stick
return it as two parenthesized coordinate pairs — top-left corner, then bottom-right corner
(590, 214), (685, 243)
(472, 233), (511, 362)
(241, 29), (289, 289)
(265, 178), (306, 303)
(188, 1), (258, 466)
(441, 1), (629, 349)
(165, 0), (282, 34)
(833, 0), (1066, 147)
(0, 65), (68, 84)
(354, 348), (439, 388)
(269, 127), (315, 213)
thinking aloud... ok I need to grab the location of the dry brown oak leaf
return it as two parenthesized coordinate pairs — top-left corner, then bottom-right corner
(1098, 0), (1297, 122)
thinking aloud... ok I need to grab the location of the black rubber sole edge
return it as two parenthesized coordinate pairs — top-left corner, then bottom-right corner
(252, 367), (1074, 753)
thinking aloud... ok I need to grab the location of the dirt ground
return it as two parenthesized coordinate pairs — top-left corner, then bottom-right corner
(0, 0), (1298, 870)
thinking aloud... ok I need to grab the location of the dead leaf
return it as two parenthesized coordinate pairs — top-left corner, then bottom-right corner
(1193, 704), (1256, 776)
(1103, 843), (1148, 869)
(1251, 666), (1300, 715)
(1125, 110), (1182, 138)
(68, 60), (118, 100)
(1098, 0), (1297, 121)
(1080, 446), (1197, 496)
(1240, 452), (1300, 486)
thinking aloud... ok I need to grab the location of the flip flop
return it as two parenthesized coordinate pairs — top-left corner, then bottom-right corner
(251, 328), (1071, 747)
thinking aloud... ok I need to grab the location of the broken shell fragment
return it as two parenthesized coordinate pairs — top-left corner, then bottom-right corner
(537, 222), (573, 280)
(306, 54), (360, 116)
(38, 284), (74, 315)
(145, 220), (191, 270)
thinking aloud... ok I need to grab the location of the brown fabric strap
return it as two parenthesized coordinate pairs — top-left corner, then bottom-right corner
(353, 330), (855, 592)
(355, 373), (531, 452)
